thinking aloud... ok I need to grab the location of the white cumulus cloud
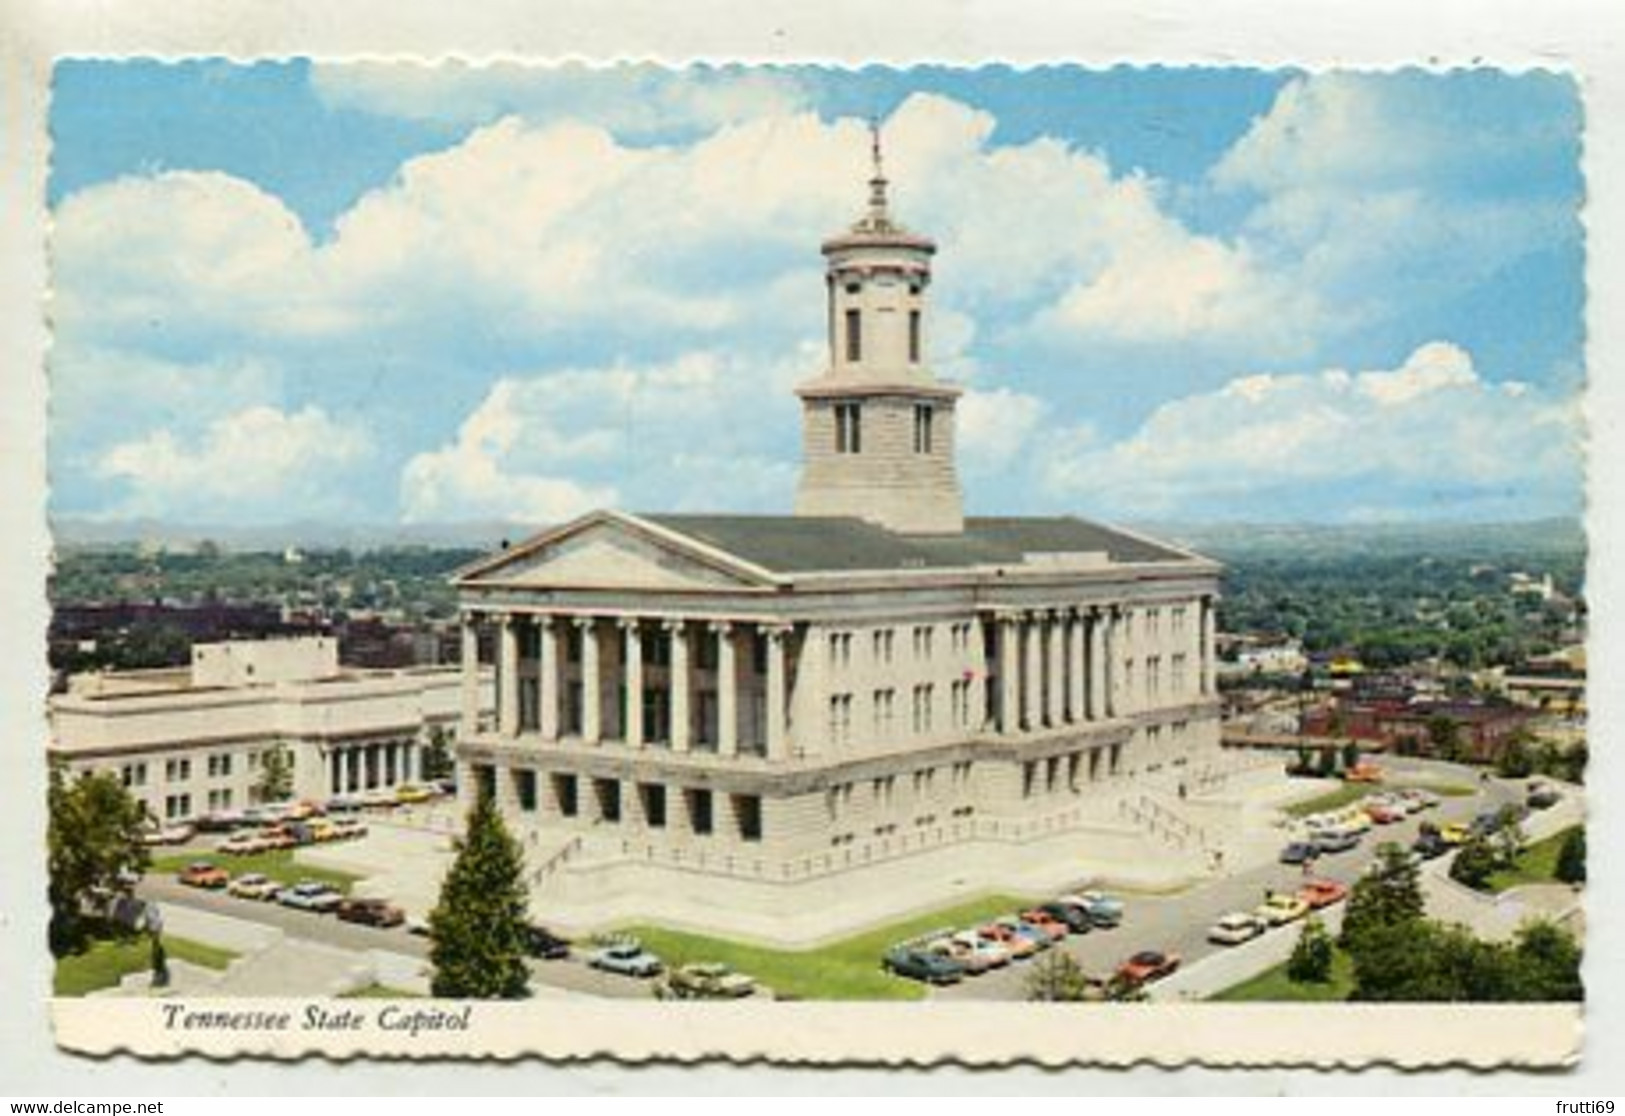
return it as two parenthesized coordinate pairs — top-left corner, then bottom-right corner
(96, 405), (371, 520)
(1044, 342), (1581, 521)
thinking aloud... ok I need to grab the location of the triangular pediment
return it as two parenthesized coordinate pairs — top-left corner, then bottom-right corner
(456, 512), (777, 592)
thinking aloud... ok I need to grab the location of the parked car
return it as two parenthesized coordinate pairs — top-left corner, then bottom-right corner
(1438, 822), (1472, 847)
(276, 881), (344, 913)
(1403, 788), (1441, 810)
(1115, 949), (1180, 985)
(1018, 909), (1071, 942)
(1059, 890), (1124, 928)
(1297, 878), (1348, 910)
(141, 823), (195, 846)
(587, 938), (664, 978)
(1312, 828), (1361, 855)
(1279, 841), (1319, 865)
(663, 961), (757, 999)
(976, 921), (1040, 960)
(1038, 901), (1093, 934)
(882, 945), (964, 985)
(951, 929), (1012, 968)
(523, 924), (571, 960)
(336, 898), (406, 928)
(1363, 800), (1406, 825)
(996, 916), (1053, 953)
(330, 818), (368, 840)
(326, 795), (365, 814)
(1344, 761), (1384, 783)
(227, 872), (280, 900)
(195, 810), (250, 833)
(927, 936), (998, 975)
(1255, 892), (1311, 927)
(394, 784), (436, 804)
(218, 831), (275, 856)
(1413, 831), (1450, 860)
(178, 861), (228, 889)
(1207, 912), (1265, 946)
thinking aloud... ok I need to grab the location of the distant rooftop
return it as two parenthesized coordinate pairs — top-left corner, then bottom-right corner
(641, 514), (1198, 575)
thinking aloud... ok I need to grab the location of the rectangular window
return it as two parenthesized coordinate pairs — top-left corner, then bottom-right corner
(834, 402), (863, 454)
(687, 788), (714, 835)
(515, 769), (537, 812)
(552, 773), (578, 818)
(913, 404), (933, 454)
(594, 778), (621, 823)
(640, 783), (667, 828)
(845, 308), (862, 362)
(909, 309), (921, 363)
(733, 794), (763, 842)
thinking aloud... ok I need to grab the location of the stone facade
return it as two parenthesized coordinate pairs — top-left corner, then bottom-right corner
(50, 636), (492, 821)
(453, 141), (1223, 918)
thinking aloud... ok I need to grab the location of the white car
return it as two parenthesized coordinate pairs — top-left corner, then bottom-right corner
(227, 872), (280, 901)
(1207, 912), (1265, 946)
(949, 930), (1012, 968)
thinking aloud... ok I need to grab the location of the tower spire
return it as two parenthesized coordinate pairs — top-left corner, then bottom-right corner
(867, 116), (890, 225)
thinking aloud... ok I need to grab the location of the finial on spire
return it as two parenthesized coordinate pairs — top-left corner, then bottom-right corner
(867, 115), (890, 224)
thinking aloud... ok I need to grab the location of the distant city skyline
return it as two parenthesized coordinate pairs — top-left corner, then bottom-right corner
(48, 63), (1584, 528)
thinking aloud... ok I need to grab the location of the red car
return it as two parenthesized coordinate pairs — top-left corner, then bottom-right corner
(178, 861), (229, 889)
(977, 921), (1040, 959)
(1364, 802), (1405, 825)
(1116, 950), (1181, 985)
(1297, 878), (1349, 910)
(1019, 909), (1070, 942)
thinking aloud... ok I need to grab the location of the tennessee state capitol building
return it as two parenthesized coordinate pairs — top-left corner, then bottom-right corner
(453, 139), (1224, 935)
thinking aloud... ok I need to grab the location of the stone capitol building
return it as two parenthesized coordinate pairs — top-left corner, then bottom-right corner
(453, 137), (1226, 941)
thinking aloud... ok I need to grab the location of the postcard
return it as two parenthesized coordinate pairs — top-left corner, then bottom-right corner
(21, 55), (1591, 1070)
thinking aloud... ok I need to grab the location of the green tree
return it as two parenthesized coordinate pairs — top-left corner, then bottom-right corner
(1287, 915), (1334, 984)
(420, 725), (456, 783)
(1450, 837), (1500, 891)
(1507, 919), (1583, 1001)
(1350, 920), (1510, 1002)
(1426, 714), (1464, 761)
(1495, 733), (1535, 779)
(47, 764), (151, 955)
(1025, 949), (1103, 1002)
(255, 746), (295, 804)
(1340, 841), (1425, 952)
(1555, 828), (1586, 885)
(428, 792), (531, 999)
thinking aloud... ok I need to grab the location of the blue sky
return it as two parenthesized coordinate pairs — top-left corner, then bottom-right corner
(47, 62), (1584, 528)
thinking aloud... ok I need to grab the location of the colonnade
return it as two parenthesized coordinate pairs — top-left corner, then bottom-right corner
(325, 738), (418, 795)
(463, 612), (795, 761)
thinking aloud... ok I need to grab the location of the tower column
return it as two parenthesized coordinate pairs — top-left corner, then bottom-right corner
(714, 622), (738, 757)
(1022, 614), (1042, 732)
(1089, 609), (1107, 721)
(539, 616), (560, 742)
(997, 615), (1020, 734)
(1044, 612), (1063, 727)
(1069, 610), (1087, 723)
(765, 626), (789, 760)
(499, 613), (520, 738)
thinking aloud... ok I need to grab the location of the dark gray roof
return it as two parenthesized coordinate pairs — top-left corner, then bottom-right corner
(641, 514), (1195, 575)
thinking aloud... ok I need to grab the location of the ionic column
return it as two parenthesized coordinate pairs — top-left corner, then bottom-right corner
(1105, 608), (1121, 719)
(1022, 614), (1042, 731)
(1202, 595), (1218, 696)
(997, 615), (1020, 733)
(578, 618), (602, 744)
(1044, 612), (1063, 727)
(1089, 609), (1107, 720)
(1069, 611), (1087, 722)
(460, 613), (479, 734)
(499, 613), (521, 737)
(539, 616), (561, 741)
(765, 625), (788, 760)
(622, 618), (644, 748)
(667, 620), (691, 753)
(714, 622), (737, 757)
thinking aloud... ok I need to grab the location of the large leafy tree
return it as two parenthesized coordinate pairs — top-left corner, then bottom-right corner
(1287, 915), (1334, 984)
(1449, 837), (1500, 891)
(1340, 841), (1425, 952)
(47, 763), (150, 955)
(428, 792), (531, 999)
(1351, 917), (1581, 1002)
(1555, 827), (1586, 884)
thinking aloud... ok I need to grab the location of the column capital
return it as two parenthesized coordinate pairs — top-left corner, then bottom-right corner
(763, 622), (794, 640)
(708, 619), (734, 635)
(617, 616), (642, 631)
(572, 615), (597, 630)
(536, 613), (555, 631)
(661, 617), (686, 633)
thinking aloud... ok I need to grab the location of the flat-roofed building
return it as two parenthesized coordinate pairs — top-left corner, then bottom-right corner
(50, 635), (493, 822)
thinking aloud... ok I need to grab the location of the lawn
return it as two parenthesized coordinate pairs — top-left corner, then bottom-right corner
(619, 893), (1032, 1001)
(54, 934), (238, 997)
(1283, 780), (1474, 818)
(1209, 946), (1356, 1003)
(340, 982), (423, 999)
(152, 849), (361, 893)
(1485, 826), (1579, 893)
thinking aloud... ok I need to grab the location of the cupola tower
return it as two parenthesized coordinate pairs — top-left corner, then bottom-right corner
(793, 123), (965, 535)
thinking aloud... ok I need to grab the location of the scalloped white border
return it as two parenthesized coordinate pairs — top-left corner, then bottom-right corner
(3, 1), (1620, 1091)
